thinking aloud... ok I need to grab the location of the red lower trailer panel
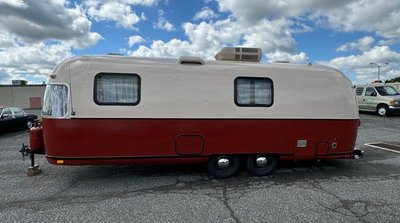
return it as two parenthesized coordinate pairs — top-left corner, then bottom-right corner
(42, 118), (359, 165)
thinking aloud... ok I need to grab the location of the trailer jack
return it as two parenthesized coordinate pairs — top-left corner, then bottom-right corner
(20, 143), (42, 177)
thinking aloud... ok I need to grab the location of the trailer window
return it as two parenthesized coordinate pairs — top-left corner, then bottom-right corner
(42, 84), (69, 117)
(234, 77), (273, 107)
(94, 73), (140, 105)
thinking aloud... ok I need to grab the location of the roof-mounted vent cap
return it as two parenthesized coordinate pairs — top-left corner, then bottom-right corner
(178, 56), (205, 65)
(215, 47), (262, 62)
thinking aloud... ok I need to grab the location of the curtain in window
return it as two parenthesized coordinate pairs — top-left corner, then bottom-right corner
(236, 78), (272, 105)
(42, 85), (68, 117)
(96, 74), (138, 104)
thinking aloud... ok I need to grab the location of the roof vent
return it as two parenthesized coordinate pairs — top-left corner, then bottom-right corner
(215, 47), (262, 62)
(178, 56), (204, 65)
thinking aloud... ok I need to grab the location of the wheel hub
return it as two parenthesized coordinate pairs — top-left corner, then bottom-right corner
(217, 157), (230, 169)
(378, 107), (386, 116)
(256, 156), (268, 168)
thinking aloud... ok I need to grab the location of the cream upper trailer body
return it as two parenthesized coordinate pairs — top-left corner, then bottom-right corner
(49, 55), (358, 120)
(39, 47), (360, 178)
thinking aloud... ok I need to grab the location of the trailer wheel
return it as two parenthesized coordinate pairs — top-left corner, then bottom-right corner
(246, 154), (278, 176)
(207, 155), (240, 178)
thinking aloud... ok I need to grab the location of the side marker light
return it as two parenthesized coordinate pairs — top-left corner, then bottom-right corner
(56, 160), (64, 164)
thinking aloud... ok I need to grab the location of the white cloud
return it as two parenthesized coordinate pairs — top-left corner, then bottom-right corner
(217, 0), (349, 23)
(216, 0), (400, 38)
(336, 36), (375, 52)
(385, 70), (400, 80)
(321, 46), (400, 83)
(154, 18), (175, 31)
(131, 19), (238, 59)
(0, 1), (103, 84)
(0, 0), (27, 8)
(266, 51), (309, 63)
(86, 1), (141, 29)
(119, 0), (160, 6)
(314, 0), (400, 38)
(0, 41), (72, 84)
(84, 0), (159, 29)
(130, 39), (192, 58)
(193, 7), (218, 20)
(131, 17), (307, 63)
(242, 19), (297, 54)
(328, 46), (400, 69)
(128, 35), (145, 47)
(378, 38), (399, 46)
(153, 10), (175, 31)
(0, 33), (18, 49)
(0, 0), (101, 48)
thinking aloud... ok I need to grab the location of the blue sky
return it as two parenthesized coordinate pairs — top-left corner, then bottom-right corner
(0, 0), (399, 84)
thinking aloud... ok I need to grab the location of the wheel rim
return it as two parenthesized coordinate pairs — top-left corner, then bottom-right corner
(378, 107), (387, 116)
(27, 121), (33, 129)
(255, 156), (268, 168)
(246, 154), (278, 176)
(217, 156), (230, 169)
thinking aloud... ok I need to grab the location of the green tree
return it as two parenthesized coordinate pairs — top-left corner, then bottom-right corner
(385, 76), (400, 83)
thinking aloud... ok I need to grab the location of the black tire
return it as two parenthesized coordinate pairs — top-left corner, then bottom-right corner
(376, 105), (389, 117)
(207, 155), (240, 179)
(246, 154), (279, 176)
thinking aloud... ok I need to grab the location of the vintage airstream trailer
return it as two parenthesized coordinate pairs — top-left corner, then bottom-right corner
(26, 47), (361, 178)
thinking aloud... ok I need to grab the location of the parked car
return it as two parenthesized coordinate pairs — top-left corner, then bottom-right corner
(0, 107), (38, 132)
(355, 84), (400, 116)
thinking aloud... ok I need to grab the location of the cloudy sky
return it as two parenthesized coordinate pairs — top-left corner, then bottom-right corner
(0, 0), (399, 84)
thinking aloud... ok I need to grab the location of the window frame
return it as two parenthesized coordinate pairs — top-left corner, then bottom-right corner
(41, 83), (70, 119)
(11, 108), (24, 116)
(365, 87), (377, 97)
(355, 87), (364, 96)
(234, 76), (274, 107)
(93, 72), (141, 106)
(3, 108), (13, 116)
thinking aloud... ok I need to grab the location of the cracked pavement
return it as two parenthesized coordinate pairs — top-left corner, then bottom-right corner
(1, 113), (400, 222)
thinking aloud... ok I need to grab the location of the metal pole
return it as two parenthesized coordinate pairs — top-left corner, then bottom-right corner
(370, 62), (389, 82)
(378, 66), (381, 81)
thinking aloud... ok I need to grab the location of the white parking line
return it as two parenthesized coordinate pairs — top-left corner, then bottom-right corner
(364, 142), (400, 154)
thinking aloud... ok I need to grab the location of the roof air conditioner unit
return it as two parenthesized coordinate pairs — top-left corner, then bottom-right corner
(215, 47), (262, 62)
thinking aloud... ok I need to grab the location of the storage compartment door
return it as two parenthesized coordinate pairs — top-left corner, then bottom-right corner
(316, 141), (329, 155)
(175, 135), (204, 155)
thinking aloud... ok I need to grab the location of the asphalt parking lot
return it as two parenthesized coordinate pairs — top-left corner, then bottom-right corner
(1, 113), (400, 223)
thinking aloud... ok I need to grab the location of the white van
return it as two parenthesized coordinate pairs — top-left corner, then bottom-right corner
(355, 83), (400, 116)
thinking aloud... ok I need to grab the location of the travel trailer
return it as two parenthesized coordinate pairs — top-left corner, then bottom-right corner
(355, 83), (400, 116)
(22, 47), (362, 178)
